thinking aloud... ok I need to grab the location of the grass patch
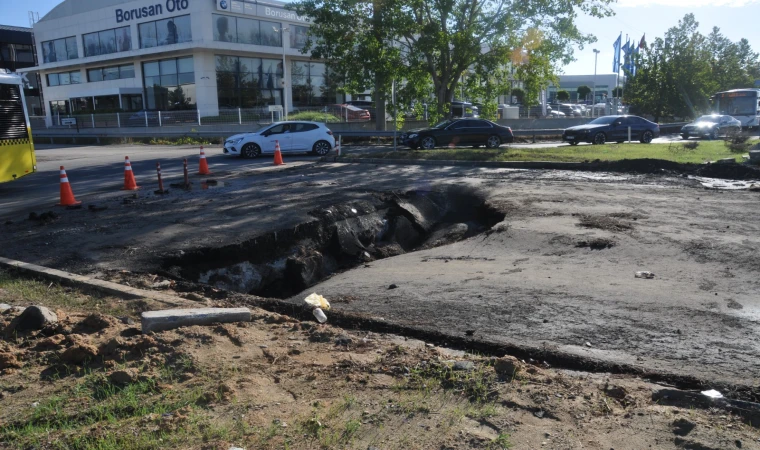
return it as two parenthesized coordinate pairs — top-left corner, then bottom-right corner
(350, 141), (746, 164)
(0, 270), (132, 318)
(288, 111), (341, 123)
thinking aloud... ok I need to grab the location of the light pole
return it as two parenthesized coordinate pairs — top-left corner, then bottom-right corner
(592, 48), (600, 118)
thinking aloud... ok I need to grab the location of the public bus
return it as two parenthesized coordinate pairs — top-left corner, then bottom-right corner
(711, 88), (760, 128)
(0, 72), (36, 183)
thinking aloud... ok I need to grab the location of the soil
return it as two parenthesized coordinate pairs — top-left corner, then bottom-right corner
(1, 293), (758, 449)
(1, 162), (760, 404)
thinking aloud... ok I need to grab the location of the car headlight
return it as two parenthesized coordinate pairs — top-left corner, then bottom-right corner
(227, 138), (243, 145)
(408, 133), (418, 139)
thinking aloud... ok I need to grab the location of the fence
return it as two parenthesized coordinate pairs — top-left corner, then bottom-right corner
(33, 105), (388, 130)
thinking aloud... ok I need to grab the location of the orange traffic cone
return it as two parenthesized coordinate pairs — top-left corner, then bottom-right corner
(198, 146), (211, 175)
(273, 140), (285, 166)
(58, 166), (81, 206)
(121, 156), (140, 190)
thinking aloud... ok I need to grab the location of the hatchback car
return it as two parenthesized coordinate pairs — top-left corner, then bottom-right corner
(680, 115), (742, 140)
(223, 121), (336, 158)
(400, 118), (513, 149)
(562, 115), (660, 145)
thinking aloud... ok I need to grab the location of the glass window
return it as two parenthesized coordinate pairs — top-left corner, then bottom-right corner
(50, 100), (69, 115)
(116, 26), (132, 52)
(15, 45), (34, 63)
(178, 73), (194, 85)
(65, 37), (78, 60)
(88, 68), (103, 82)
(143, 62), (160, 77)
(47, 73), (60, 87)
(178, 57), (193, 74)
(290, 25), (308, 49)
(120, 65), (135, 79)
(103, 66), (119, 81)
(213, 14), (236, 42)
(156, 18), (177, 46)
(174, 15), (192, 43)
(0, 44), (11, 61)
(161, 74), (178, 87)
(99, 29), (116, 55)
(259, 21), (282, 47)
(83, 33), (100, 57)
(70, 97), (94, 112)
(70, 71), (81, 84)
(237, 17), (259, 44)
(216, 55), (238, 72)
(160, 59), (177, 75)
(54, 39), (67, 62)
(239, 57), (257, 74)
(139, 22), (157, 48)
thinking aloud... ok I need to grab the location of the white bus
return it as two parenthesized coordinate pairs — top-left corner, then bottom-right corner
(711, 88), (760, 128)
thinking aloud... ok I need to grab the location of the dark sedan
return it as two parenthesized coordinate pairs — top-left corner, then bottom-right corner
(562, 115), (660, 145)
(681, 115), (741, 140)
(400, 118), (514, 149)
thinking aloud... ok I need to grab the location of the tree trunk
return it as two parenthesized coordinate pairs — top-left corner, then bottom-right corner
(375, 78), (387, 131)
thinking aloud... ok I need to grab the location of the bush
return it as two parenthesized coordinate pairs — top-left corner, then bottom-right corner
(724, 131), (751, 153)
(288, 111), (341, 123)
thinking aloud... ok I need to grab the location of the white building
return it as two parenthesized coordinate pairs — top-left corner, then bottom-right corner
(548, 74), (627, 103)
(28, 0), (334, 123)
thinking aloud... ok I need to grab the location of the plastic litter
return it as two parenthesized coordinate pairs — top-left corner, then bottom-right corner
(313, 308), (328, 324)
(635, 271), (655, 279)
(304, 293), (330, 310)
(701, 389), (723, 399)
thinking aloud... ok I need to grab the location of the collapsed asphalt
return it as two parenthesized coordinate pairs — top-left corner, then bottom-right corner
(1, 150), (759, 400)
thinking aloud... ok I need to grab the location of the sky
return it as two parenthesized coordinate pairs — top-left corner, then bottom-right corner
(4, 0), (760, 77)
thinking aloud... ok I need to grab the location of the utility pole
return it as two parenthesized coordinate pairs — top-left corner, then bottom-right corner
(593, 48), (599, 118)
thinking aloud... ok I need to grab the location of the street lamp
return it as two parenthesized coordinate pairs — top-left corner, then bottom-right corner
(592, 48), (600, 118)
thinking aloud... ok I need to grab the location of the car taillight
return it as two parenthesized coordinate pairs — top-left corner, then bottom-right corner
(507, 127), (512, 133)
(326, 130), (333, 135)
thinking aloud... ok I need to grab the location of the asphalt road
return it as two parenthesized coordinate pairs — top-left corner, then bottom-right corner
(0, 144), (324, 219)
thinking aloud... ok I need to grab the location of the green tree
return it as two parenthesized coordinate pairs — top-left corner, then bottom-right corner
(556, 90), (570, 101)
(612, 87), (623, 98)
(577, 85), (592, 101)
(294, 0), (614, 122)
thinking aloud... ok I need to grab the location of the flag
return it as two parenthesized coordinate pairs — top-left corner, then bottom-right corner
(613, 33), (621, 72)
(632, 46), (639, 76)
(622, 38), (631, 74)
(639, 34), (646, 49)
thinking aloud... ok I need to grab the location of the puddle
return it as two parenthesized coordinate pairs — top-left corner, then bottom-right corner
(163, 187), (505, 299)
(689, 176), (759, 190)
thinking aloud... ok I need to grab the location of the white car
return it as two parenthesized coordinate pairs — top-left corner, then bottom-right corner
(223, 121), (336, 158)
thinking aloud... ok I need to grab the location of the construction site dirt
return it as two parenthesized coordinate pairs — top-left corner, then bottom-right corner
(1, 158), (760, 405)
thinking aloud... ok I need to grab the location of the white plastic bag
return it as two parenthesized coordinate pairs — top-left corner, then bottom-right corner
(304, 293), (330, 310)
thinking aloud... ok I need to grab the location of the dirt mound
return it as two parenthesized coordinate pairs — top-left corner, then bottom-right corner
(697, 163), (760, 180)
(594, 158), (694, 175)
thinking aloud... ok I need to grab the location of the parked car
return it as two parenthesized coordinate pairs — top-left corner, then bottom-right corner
(223, 121), (336, 158)
(322, 104), (371, 121)
(552, 103), (580, 117)
(399, 118), (513, 150)
(562, 115), (660, 145)
(680, 114), (742, 140)
(547, 110), (566, 118)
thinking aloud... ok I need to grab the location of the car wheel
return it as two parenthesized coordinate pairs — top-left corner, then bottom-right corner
(640, 130), (653, 144)
(710, 127), (720, 140)
(681, 134), (689, 140)
(486, 135), (501, 149)
(593, 132), (606, 145)
(420, 136), (436, 150)
(312, 140), (332, 156)
(241, 143), (261, 158)
(569, 141), (579, 146)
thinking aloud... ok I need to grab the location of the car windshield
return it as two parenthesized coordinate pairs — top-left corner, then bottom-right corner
(696, 116), (720, 123)
(432, 120), (453, 129)
(589, 117), (618, 124)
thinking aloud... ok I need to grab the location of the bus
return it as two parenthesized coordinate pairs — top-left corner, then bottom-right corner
(711, 88), (760, 128)
(0, 72), (36, 183)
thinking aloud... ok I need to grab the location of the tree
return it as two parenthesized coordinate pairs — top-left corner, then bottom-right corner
(612, 87), (623, 98)
(293, 0), (614, 125)
(556, 90), (570, 101)
(577, 85), (591, 101)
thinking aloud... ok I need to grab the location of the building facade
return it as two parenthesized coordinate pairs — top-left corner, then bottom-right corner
(1, 25), (43, 115)
(548, 74), (626, 104)
(29, 0), (336, 123)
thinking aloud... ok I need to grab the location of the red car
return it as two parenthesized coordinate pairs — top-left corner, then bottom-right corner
(323, 104), (371, 121)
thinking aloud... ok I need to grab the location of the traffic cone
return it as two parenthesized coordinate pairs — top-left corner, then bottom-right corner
(58, 166), (81, 206)
(273, 140), (285, 166)
(121, 156), (140, 190)
(335, 140), (341, 157)
(198, 146), (211, 175)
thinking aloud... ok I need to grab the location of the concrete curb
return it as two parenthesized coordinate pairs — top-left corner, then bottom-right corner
(0, 256), (189, 308)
